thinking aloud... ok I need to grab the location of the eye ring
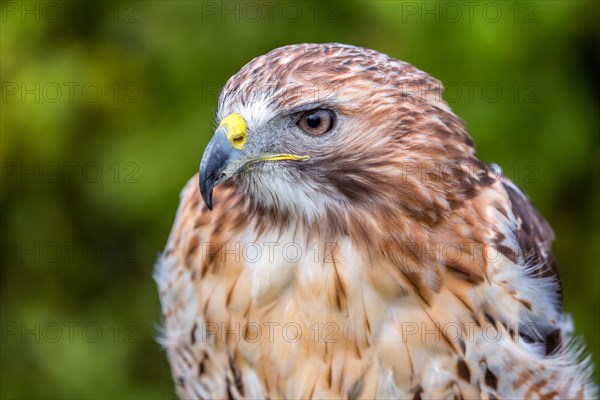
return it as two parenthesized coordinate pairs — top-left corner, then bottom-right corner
(297, 109), (335, 136)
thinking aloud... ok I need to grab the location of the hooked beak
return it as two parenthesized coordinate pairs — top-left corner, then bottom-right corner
(199, 126), (243, 210)
(199, 113), (310, 210)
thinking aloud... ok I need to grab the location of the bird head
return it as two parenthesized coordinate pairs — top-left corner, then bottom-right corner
(200, 43), (484, 231)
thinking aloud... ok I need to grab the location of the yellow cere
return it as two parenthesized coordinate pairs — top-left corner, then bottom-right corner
(220, 113), (247, 150)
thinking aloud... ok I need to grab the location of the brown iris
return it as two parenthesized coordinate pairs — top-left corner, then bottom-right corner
(298, 109), (335, 135)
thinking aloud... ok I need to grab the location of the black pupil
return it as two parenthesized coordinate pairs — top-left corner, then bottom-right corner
(306, 113), (321, 128)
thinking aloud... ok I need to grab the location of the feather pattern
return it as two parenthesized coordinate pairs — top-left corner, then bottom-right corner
(156, 43), (596, 399)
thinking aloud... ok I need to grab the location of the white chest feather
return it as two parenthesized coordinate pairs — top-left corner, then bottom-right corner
(156, 220), (595, 399)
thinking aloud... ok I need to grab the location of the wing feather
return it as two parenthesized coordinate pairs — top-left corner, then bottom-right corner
(500, 178), (561, 302)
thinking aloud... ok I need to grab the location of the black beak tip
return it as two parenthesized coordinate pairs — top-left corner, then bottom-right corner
(198, 127), (241, 212)
(199, 174), (214, 211)
(204, 194), (213, 211)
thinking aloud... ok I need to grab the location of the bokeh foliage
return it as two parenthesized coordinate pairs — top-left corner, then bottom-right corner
(1, 1), (598, 397)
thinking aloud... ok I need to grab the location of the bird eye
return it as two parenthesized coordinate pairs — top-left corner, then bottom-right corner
(298, 109), (335, 135)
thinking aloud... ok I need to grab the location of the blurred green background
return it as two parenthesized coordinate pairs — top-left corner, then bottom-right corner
(1, 1), (598, 398)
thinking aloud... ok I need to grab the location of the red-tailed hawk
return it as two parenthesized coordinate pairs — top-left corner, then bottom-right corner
(155, 43), (596, 399)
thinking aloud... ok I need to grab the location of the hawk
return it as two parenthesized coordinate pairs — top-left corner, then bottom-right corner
(155, 43), (596, 399)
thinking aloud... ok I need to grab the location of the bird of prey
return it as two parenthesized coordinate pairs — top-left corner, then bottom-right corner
(155, 43), (596, 399)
